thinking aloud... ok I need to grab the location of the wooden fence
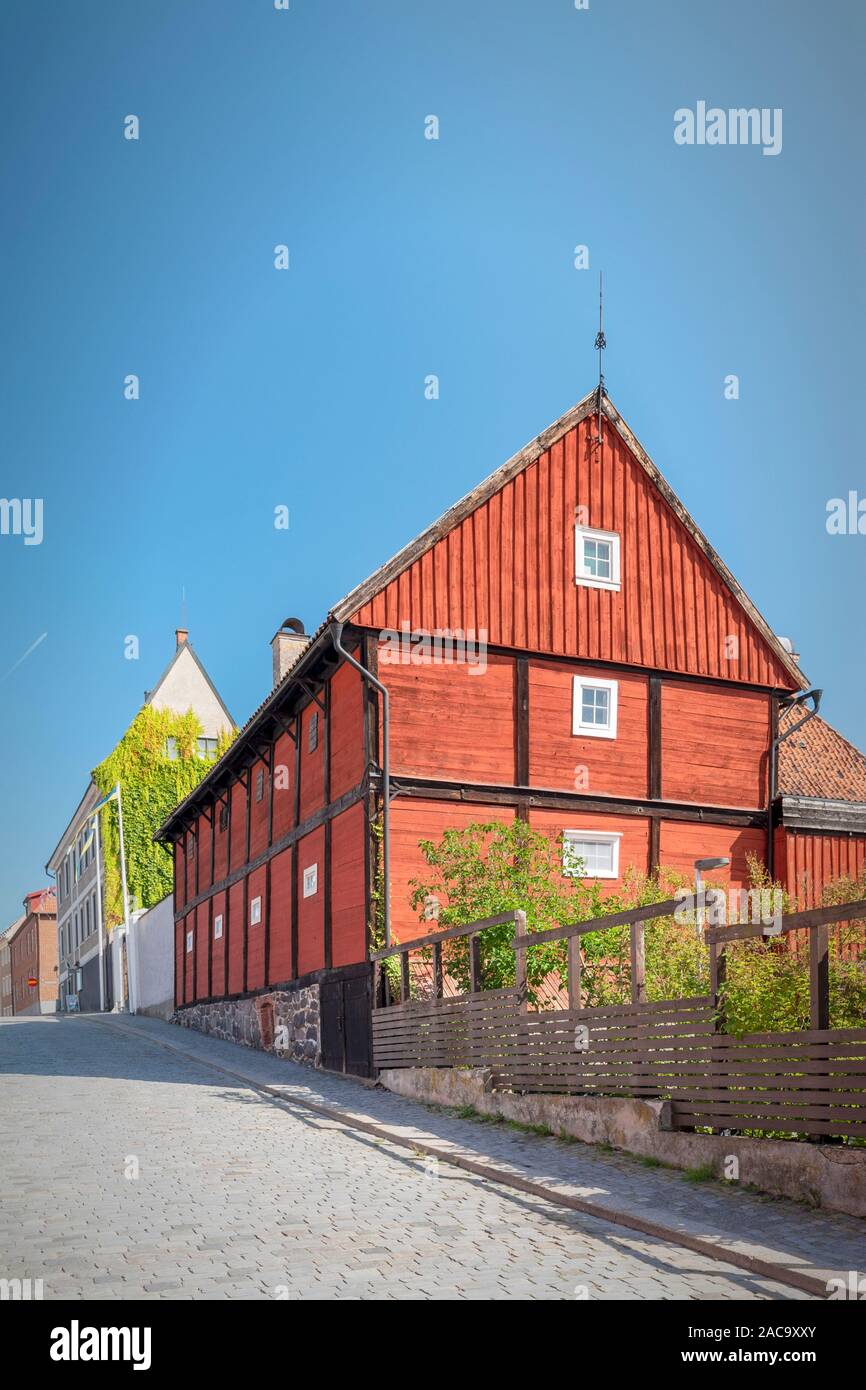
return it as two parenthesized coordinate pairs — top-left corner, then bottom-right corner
(370, 896), (866, 1140)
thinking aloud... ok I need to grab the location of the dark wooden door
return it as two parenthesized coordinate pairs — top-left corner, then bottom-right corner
(319, 979), (344, 1073)
(319, 970), (373, 1078)
(343, 973), (372, 1078)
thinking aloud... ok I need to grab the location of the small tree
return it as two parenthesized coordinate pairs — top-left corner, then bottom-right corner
(409, 820), (594, 993)
(408, 823), (716, 1002)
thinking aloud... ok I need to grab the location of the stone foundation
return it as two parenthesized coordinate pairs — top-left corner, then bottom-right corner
(172, 986), (320, 1066)
(379, 1066), (866, 1220)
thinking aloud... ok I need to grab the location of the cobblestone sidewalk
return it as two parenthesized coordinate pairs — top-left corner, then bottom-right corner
(1, 1015), (861, 1301)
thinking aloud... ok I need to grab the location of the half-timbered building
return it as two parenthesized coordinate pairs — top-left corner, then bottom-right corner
(157, 390), (865, 1072)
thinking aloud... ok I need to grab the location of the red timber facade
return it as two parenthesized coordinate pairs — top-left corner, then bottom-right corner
(159, 389), (864, 1069)
(775, 708), (866, 914)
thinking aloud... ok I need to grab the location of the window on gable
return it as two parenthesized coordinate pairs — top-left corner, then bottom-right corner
(213, 913), (223, 940)
(308, 711), (319, 753)
(303, 864), (318, 898)
(197, 736), (218, 759)
(185, 930), (193, 954)
(563, 830), (622, 880)
(575, 525), (621, 592)
(165, 737), (178, 760)
(250, 896), (262, 926)
(572, 676), (618, 739)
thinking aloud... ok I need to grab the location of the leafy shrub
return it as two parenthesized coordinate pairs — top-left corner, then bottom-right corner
(406, 822), (866, 1031)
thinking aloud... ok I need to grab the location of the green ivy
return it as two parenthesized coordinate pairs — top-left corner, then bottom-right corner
(92, 705), (234, 928)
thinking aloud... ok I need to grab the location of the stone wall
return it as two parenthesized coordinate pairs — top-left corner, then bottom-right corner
(172, 985), (320, 1066)
(379, 1066), (866, 1220)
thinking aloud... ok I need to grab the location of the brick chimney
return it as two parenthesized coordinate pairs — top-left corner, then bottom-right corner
(175, 628), (189, 649)
(271, 618), (309, 687)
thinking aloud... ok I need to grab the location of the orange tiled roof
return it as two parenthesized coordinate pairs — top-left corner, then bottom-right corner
(778, 709), (866, 802)
(24, 888), (57, 914)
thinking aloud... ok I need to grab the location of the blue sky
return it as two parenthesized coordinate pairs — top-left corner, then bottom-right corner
(1, 0), (863, 923)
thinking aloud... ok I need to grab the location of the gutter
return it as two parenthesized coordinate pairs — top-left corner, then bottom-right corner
(331, 622), (391, 949)
(153, 619), (335, 843)
(767, 688), (822, 878)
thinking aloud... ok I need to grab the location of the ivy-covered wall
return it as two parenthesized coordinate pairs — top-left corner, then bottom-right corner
(92, 705), (233, 928)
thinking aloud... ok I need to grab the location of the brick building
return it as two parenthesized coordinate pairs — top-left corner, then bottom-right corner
(0, 916), (23, 1016)
(8, 890), (58, 1016)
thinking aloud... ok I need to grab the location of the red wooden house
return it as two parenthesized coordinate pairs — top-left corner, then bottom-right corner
(776, 708), (866, 908)
(157, 390), (865, 1072)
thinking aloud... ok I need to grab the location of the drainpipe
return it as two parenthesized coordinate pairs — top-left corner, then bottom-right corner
(767, 688), (822, 880)
(331, 621), (391, 949)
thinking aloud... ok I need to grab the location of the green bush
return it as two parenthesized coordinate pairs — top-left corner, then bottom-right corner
(406, 823), (866, 1032)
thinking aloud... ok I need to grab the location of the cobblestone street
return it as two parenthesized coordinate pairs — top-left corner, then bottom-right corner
(1, 1016), (861, 1301)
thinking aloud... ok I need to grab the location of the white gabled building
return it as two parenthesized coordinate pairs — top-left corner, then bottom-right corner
(46, 630), (233, 1014)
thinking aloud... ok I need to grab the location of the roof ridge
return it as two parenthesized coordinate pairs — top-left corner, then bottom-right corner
(332, 390), (805, 690)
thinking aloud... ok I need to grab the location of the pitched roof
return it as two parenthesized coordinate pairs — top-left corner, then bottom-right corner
(332, 390), (806, 690)
(778, 708), (866, 802)
(145, 637), (235, 729)
(156, 390), (808, 839)
(1, 914), (25, 944)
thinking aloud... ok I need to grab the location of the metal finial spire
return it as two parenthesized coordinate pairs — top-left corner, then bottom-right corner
(594, 272), (606, 445)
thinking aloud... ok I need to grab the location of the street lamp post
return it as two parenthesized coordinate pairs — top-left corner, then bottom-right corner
(694, 856), (730, 937)
(93, 810), (106, 1012)
(114, 781), (135, 1012)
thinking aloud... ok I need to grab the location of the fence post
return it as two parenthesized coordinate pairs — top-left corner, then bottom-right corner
(469, 933), (483, 993)
(514, 910), (528, 1007)
(400, 950), (411, 1004)
(630, 920), (646, 1004)
(567, 935), (582, 1010)
(810, 922), (830, 1031)
(431, 941), (443, 999)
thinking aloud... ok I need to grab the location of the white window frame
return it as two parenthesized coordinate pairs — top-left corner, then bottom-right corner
(303, 864), (318, 898)
(213, 913), (223, 940)
(185, 930), (193, 954)
(572, 676), (618, 739)
(562, 830), (622, 881)
(250, 896), (262, 926)
(574, 525), (621, 592)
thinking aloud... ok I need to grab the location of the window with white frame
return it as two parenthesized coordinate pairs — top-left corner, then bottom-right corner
(250, 896), (262, 926)
(573, 676), (618, 738)
(185, 930), (193, 953)
(563, 830), (622, 880)
(575, 525), (621, 592)
(213, 913), (223, 940)
(303, 864), (318, 898)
